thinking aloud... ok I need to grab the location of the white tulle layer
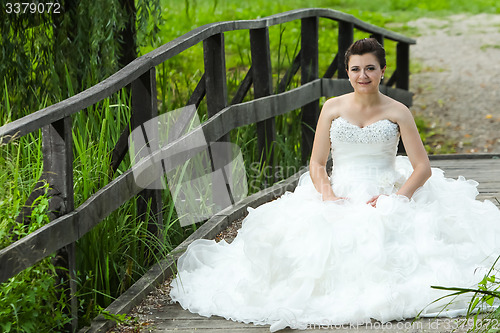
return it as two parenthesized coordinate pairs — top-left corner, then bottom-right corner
(170, 156), (500, 332)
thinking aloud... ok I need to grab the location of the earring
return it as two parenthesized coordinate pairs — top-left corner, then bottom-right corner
(381, 76), (384, 80)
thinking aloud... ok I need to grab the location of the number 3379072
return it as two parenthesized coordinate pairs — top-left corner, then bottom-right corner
(5, 2), (62, 14)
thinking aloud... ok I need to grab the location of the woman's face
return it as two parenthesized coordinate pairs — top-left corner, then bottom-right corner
(347, 53), (386, 93)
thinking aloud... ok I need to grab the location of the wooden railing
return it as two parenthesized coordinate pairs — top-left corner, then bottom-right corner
(0, 8), (415, 330)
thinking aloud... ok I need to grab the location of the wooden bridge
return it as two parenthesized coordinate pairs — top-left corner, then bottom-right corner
(87, 156), (500, 333)
(0, 7), (499, 333)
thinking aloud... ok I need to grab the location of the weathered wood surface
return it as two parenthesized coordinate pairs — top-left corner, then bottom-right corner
(131, 67), (164, 243)
(125, 304), (476, 332)
(250, 27), (275, 167)
(429, 157), (500, 195)
(90, 157), (500, 333)
(300, 17), (320, 164)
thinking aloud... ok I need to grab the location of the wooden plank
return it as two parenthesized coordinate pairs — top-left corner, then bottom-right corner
(429, 159), (500, 195)
(250, 27), (275, 176)
(430, 154), (500, 160)
(138, 303), (474, 333)
(300, 17), (319, 164)
(203, 32), (234, 207)
(187, 73), (206, 109)
(201, 79), (323, 143)
(204, 33), (228, 120)
(146, 9), (415, 68)
(323, 53), (339, 79)
(385, 68), (398, 87)
(109, 126), (130, 177)
(131, 68), (164, 242)
(41, 116), (77, 331)
(337, 21), (353, 79)
(370, 33), (384, 46)
(477, 194), (500, 208)
(396, 42), (410, 92)
(148, 328), (279, 333)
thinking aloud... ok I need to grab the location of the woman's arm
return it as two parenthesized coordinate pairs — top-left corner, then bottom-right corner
(395, 106), (432, 199)
(309, 99), (342, 201)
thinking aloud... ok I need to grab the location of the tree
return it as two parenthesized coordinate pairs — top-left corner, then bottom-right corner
(1, 0), (163, 120)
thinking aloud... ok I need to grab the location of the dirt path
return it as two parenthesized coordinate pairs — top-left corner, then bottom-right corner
(408, 13), (500, 153)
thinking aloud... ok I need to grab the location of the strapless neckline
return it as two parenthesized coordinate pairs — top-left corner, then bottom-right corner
(336, 116), (397, 129)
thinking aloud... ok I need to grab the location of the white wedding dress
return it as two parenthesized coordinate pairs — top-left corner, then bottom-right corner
(170, 116), (500, 331)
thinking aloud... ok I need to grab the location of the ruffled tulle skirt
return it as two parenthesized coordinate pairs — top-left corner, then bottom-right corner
(170, 156), (500, 332)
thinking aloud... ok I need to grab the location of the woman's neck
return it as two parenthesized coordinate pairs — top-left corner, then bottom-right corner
(352, 91), (383, 110)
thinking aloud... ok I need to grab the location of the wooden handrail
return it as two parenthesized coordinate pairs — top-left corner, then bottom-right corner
(0, 8), (415, 141)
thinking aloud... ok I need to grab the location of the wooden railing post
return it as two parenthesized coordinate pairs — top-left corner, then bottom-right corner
(338, 21), (353, 79)
(204, 33), (228, 123)
(371, 34), (385, 84)
(131, 68), (164, 246)
(203, 33), (236, 208)
(301, 17), (319, 165)
(41, 116), (77, 331)
(250, 27), (275, 183)
(396, 42), (410, 91)
(395, 41), (411, 154)
(370, 33), (384, 46)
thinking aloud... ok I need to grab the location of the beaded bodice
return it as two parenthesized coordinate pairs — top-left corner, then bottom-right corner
(329, 116), (402, 199)
(330, 117), (400, 144)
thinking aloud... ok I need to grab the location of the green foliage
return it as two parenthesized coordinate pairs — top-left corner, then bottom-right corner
(97, 305), (135, 325)
(414, 115), (457, 154)
(0, 182), (70, 332)
(0, 0), (163, 120)
(430, 256), (500, 332)
(0, 261), (71, 332)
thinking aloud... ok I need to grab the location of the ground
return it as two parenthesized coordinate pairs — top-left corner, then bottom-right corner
(409, 13), (500, 153)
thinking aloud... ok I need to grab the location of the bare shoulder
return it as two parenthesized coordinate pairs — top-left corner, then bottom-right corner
(321, 94), (352, 120)
(383, 97), (414, 126)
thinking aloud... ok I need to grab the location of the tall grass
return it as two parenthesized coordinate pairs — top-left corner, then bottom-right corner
(70, 87), (200, 324)
(0, 84), (70, 331)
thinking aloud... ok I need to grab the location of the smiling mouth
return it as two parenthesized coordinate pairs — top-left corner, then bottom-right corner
(358, 81), (371, 85)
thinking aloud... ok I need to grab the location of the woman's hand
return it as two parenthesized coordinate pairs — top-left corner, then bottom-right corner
(323, 194), (348, 202)
(367, 195), (383, 207)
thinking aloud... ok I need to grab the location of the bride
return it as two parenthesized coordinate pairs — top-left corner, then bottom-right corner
(170, 38), (500, 331)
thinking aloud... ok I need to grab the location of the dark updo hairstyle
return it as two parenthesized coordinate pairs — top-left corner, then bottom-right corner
(344, 38), (386, 70)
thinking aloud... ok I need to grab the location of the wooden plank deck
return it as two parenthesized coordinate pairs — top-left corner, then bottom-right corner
(119, 157), (500, 333)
